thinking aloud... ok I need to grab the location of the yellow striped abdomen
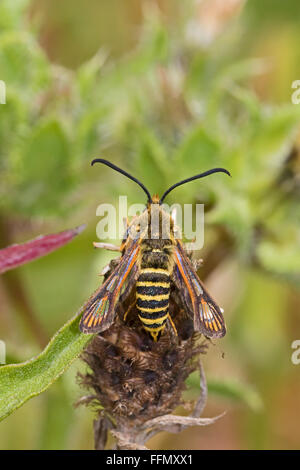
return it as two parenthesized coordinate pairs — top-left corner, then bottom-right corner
(136, 268), (170, 341)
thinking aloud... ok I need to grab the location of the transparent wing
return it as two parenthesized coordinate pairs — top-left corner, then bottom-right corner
(172, 241), (226, 338)
(79, 242), (140, 333)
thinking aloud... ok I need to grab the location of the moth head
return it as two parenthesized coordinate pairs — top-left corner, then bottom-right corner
(151, 193), (160, 204)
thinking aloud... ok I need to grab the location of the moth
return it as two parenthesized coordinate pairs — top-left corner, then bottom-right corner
(80, 159), (230, 341)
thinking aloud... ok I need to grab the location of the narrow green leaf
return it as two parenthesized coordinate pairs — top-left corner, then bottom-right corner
(186, 372), (263, 412)
(0, 314), (92, 422)
(207, 379), (263, 411)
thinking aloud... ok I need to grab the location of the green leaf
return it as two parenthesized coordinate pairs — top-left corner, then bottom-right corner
(76, 50), (107, 101)
(174, 126), (220, 174)
(0, 0), (30, 32)
(0, 314), (92, 422)
(0, 31), (50, 93)
(168, 127), (222, 203)
(251, 106), (300, 163)
(207, 379), (263, 412)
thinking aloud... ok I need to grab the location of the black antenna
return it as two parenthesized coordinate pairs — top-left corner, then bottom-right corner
(160, 168), (231, 203)
(91, 159), (152, 202)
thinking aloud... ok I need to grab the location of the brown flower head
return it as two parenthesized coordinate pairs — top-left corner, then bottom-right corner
(77, 257), (223, 449)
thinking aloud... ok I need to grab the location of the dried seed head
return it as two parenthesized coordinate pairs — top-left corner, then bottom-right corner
(77, 258), (212, 449)
(78, 316), (207, 430)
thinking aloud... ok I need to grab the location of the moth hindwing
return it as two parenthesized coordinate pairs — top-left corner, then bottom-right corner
(172, 240), (226, 338)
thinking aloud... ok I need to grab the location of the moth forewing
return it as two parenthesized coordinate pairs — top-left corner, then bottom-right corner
(79, 241), (140, 333)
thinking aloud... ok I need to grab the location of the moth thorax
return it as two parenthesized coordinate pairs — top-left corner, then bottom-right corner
(147, 203), (174, 240)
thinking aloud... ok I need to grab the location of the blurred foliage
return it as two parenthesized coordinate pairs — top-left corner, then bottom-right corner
(186, 370), (263, 412)
(0, 0), (300, 450)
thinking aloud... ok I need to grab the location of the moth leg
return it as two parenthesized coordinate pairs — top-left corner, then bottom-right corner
(123, 300), (136, 322)
(93, 242), (121, 251)
(167, 314), (178, 337)
(98, 263), (111, 277)
(98, 257), (120, 277)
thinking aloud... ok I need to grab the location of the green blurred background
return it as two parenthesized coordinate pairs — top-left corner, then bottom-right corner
(0, 0), (300, 449)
